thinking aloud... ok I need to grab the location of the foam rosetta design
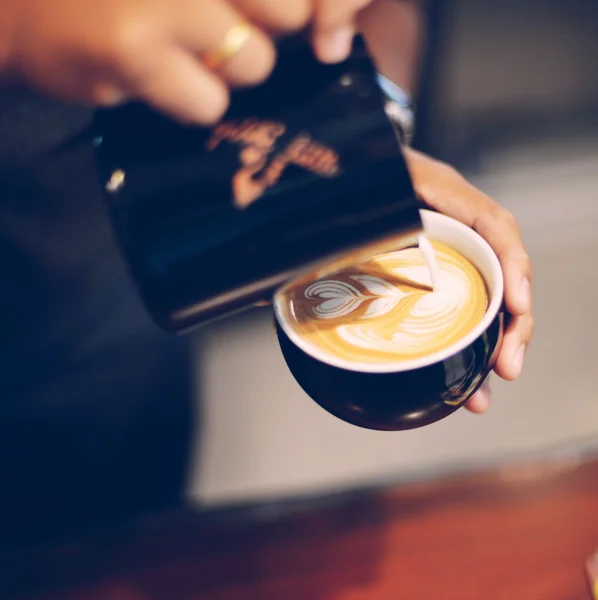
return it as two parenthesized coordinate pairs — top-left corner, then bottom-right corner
(306, 276), (404, 320)
(285, 242), (489, 365)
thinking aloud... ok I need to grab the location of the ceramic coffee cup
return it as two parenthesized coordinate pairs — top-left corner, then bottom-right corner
(274, 209), (504, 431)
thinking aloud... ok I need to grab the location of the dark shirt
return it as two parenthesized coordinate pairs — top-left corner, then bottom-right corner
(0, 90), (193, 545)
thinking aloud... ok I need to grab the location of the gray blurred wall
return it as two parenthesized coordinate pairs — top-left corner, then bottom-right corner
(187, 1), (598, 506)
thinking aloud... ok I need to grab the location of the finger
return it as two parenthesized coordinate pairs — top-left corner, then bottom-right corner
(227, 0), (311, 34)
(465, 380), (493, 414)
(23, 66), (130, 109)
(117, 47), (230, 125)
(175, 0), (276, 88)
(312, 0), (373, 63)
(214, 24), (276, 89)
(403, 148), (533, 318)
(473, 211), (532, 317)
(494, 312), (534, 381)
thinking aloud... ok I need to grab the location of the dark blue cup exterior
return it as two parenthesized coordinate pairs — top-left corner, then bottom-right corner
(275, 313), (503, 431)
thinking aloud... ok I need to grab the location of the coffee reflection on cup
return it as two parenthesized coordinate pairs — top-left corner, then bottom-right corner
(274, 209), (504, 431)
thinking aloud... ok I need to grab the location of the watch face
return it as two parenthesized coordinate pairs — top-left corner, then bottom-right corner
(376, 74), (412, 107)
(376, 74), (415, 145)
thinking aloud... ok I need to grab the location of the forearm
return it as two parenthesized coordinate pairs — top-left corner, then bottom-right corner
(359, 0), (425, 98)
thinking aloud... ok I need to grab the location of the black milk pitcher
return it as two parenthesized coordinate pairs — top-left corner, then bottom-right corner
(94, 36), (423, 333)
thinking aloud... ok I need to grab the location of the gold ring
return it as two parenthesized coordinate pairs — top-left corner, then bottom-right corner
(203, 23), (253, 71)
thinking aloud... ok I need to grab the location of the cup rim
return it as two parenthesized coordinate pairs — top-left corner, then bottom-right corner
(274, 209), (504, 374)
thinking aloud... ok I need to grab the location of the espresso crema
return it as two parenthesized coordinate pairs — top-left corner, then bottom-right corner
(281, 241), (489, 365)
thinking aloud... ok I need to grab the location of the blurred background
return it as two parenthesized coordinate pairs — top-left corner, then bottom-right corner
(188, 0), (598, 507)
(3, 2), (598, 597)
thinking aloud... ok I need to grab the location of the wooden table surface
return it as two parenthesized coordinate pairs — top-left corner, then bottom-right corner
(3, 455), (598, 600)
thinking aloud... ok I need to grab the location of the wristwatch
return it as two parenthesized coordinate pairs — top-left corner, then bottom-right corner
(377, 73), (416, 146)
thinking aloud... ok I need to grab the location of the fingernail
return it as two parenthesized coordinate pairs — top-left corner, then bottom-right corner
(513, 344), (526, 377)
(476, 390), (491, 413)
(98, 89), (127, 107)
(466, 388), (491, 414)
(519, 277), (531, 311)
(316, 28), (354, 64)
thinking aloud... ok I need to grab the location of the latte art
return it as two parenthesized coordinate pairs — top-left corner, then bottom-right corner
(282, 241), (489, 365)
